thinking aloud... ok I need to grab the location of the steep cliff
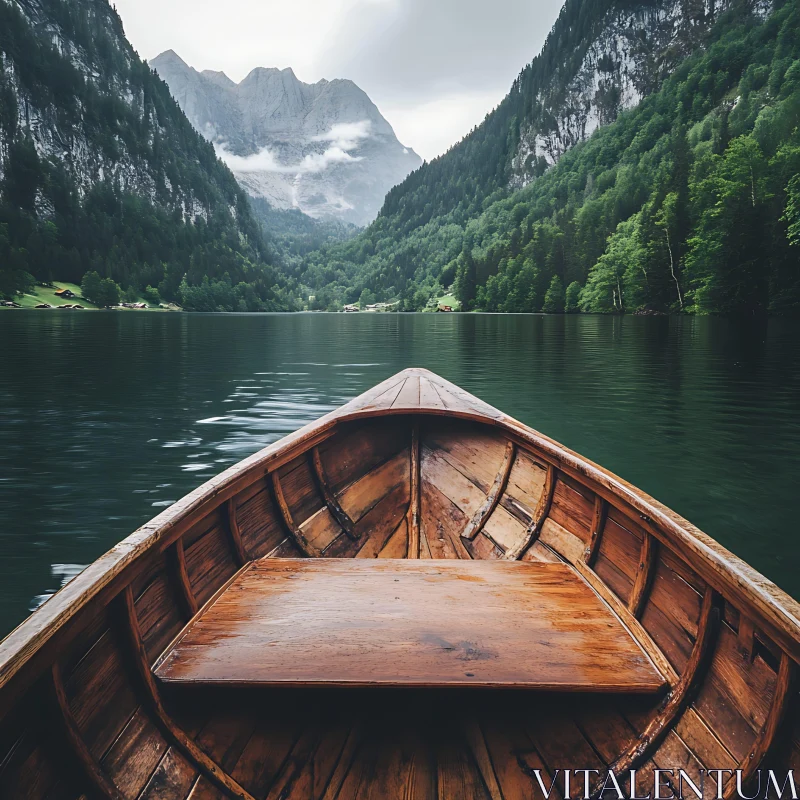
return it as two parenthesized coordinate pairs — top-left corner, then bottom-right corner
(510, 0), (770, 184)
(0, 0), (287, 308)
(151, 51), (422, 227)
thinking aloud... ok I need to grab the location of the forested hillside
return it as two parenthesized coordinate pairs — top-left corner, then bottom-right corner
(0, 0), (294, 311)
(300, 0), (800, 315)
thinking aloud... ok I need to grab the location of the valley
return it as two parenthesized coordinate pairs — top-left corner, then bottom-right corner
(0, 0), (798, 315)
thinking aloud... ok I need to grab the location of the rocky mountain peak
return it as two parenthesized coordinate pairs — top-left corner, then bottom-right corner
(151, 51), (421, 225)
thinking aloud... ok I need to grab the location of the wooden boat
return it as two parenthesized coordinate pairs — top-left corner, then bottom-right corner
(1, 368), (798, 799)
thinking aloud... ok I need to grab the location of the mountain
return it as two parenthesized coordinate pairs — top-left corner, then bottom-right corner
(150, 51), (422, 227)
(0, 0), (293, 310)
(298, 0), (800, 315)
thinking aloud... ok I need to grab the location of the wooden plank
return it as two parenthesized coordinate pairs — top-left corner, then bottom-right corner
(155, 560), (666, 692)
(481, 712), (554, 800)
(101, 707), (169, 799)
(461, 441), (516, 541)
(360, 376), (407, 411)
(378, 519), (410, 558)
(317, 418), (410, 495)
(393, 375), (421, 408)
(234, 483), (284, 560)
(463, 719), (503, 800)
(421, 446), (486, 520)
(306, 451), (409, 557)
(419, 376), (447, 410)
(538, 518), (585, 564)
(437, 736), (492, 800)
(420, 481), (471, 560)
(692, 620), (783, 760)
(425, 422), (510, 493)
(63, 626), (140, 759)
(185, 525), (239, 608)
(331, 484), (409, 559)
(482, 506), (527, 553)
(723, 652), (794, 799)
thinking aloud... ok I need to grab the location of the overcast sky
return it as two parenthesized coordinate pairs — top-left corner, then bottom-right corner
(112, 0), (564, 161)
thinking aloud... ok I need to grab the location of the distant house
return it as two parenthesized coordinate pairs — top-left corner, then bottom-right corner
(54, 288), (76, 299)
(438, 304), (453, 312)
(343, 304), (359, 313)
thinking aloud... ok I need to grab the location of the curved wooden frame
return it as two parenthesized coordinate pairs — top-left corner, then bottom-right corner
(51, 662), (127, 800)
(310, 447), (359, 541)
(461, 441), (516, 541)
(1, 368), (799, 790)
(271, 471), (323, 558)
(591, 587), (722, 797)
(504, 464), (556, 561)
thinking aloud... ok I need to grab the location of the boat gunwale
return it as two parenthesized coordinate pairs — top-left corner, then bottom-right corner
(1, 367), (799, 698)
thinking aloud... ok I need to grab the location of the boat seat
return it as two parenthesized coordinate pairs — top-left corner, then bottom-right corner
(154, 559), (667, 693)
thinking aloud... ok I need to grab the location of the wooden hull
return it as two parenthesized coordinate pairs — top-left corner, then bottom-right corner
(0, 368), (798, 798)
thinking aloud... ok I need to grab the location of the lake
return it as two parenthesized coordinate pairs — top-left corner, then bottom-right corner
(1, 310), (799, 637)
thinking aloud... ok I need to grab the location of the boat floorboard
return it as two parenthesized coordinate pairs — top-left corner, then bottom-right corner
(155, 559), (666, 692)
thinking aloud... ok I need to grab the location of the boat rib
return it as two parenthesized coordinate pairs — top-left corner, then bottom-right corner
(461, 441), (516, 541)
(504, 463), (556, 560)
(594, 587), (721, 796)
(310, 447), (359, 541)
(271, 471), (323, 557)
(122, 586), (258, 800)
(51, 662), (127, 800)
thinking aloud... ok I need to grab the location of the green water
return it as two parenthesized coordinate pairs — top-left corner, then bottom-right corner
(1, 311), (799, 637)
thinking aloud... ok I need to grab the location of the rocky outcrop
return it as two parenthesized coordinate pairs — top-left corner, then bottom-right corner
(0, 0), (246, 225)
(151, 51), (422, 226)
(510, 0), (770, 187)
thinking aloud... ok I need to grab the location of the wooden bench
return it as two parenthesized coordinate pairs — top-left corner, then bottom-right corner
(154, 559), (667, 692)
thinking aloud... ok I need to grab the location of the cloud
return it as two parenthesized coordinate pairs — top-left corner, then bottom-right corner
(215, 120), (372, 175)
(311, 120), (373, 150)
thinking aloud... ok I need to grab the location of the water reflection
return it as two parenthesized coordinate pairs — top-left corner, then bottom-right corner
(0, 311), (798, 636)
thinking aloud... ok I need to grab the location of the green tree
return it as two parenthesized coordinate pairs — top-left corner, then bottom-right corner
(654, 192), (685, 310)
(143, 285), (161, 305)
(565, 281), (582, 312)
(685, 136), (769, 314)
(454, 247), (477, 310)
(0, 223), (34, 298)
(581, 219), (636, 312)
(96, 278), (121, 307)
(358, 288), (376, 308)
(80, 271), (103, 303)
(542, 275), (565, 313)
